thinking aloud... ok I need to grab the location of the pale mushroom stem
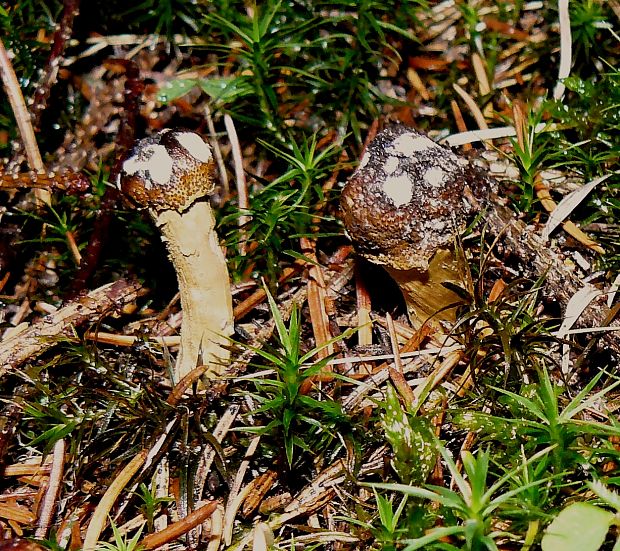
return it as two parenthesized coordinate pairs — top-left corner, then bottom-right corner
(156, 201), (234, 381)
(385, 248), (467, 330)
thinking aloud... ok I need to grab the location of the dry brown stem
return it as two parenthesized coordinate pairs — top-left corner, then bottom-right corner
(224, 114), (250, 254)
(139, 500), (218, 550)
(355, 263), (373, 349)
(299, 237), (333, 394)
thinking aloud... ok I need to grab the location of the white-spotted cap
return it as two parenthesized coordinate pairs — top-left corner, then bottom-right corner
(118, 129), (215, 212)
(340, 125), (492, 271)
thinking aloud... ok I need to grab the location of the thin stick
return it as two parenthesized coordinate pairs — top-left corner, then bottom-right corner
(0, 170), (89, 193)
(82, 449), (148, 551)
(65, 230), (82, 265)
(553, 0), (571, 100)
(406, 68), (430, 100)
(385, 313), (404, 374)
(153, 459), (169, 536)
(84, 332), (180, 347)
(224, 114), (250, 254)
(452, 83), (489, 132)
(0, 39), (49, 205)
(139, 501), (219, 550)
(442, 126), (519, 147)
(472, 53), (491, 97)
(471, 52), (493, 119)
(35, 438), (66, 539)
(450, 100), (471, 152)
(300, 237), (333, 393)
(355, 263), (373, 348)
(386, 313), (417, 409)
(206, 505), (224, 551)
(205, 104), (229, 200)
(166, 362), (213, 406)
(223, 435), (261, 545)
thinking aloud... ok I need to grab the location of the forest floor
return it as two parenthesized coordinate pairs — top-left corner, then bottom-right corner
(1, 1), (620, 550)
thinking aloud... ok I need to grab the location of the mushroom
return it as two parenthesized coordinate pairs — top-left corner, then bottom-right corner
(118, 129), (234, 382)
(340, 125), (492, 330)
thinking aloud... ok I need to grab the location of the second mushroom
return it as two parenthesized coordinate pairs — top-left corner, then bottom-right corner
(340, 125), (492, 331)
(118, 129), (234, 382)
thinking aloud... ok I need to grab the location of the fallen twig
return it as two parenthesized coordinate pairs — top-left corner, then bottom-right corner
(484, 196), (619, 351)
(139, 500), (219, 550)
(0, 278), (143, 377)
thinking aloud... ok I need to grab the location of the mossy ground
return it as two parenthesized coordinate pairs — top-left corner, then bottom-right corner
(0, 1), (619, 549)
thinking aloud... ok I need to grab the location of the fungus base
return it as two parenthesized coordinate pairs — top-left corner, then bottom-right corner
(385, 248), (467, 330)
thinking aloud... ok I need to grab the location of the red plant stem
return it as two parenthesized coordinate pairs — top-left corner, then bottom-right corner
(31, 0), (81, 131)
(68, 60), (144, 297)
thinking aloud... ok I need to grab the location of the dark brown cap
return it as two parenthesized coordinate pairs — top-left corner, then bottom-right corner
(340, 125), (492, 271)
(117, 129), (215, 212)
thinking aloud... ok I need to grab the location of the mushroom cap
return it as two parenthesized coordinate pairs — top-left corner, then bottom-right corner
(340, 125), (492, 271)
(117, 129), (215, 212)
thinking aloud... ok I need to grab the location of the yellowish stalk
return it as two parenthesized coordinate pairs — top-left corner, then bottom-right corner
(156, 201), (234, 382)
(386, 248), (467, 330)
